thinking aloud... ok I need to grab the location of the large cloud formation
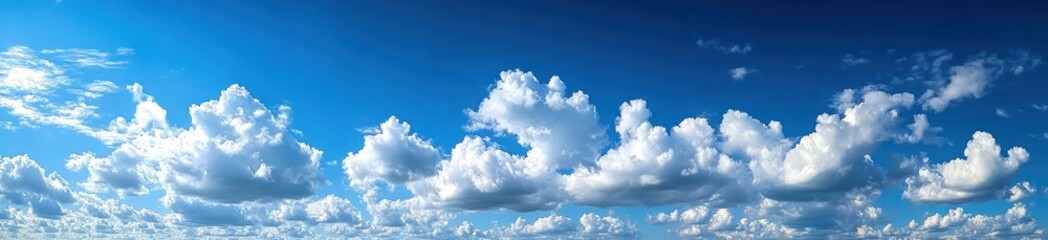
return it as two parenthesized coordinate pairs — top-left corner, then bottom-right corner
(565, 99), (749, 207)
(904, 131), (1029, 203)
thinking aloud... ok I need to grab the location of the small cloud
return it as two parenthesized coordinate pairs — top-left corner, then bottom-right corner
(116, 47), (135, 56)
(1032, 104), (1048, 111)
(695, 38), (751, 54)
(728, 67), (755, 81)
(842, 54), (871, 66)
(996, 108), (1010, 118)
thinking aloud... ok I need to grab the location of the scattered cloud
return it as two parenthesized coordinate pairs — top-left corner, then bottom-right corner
(729, 67), (755, 80)
(996, 108), (1011, 118)
(695, 38), (752, 54)
(842, 54), (871, 66)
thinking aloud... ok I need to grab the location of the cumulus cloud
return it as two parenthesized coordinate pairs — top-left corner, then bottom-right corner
(904, 131), (1029, 203)
(579, 213), (637, 238)
(885, 203), (1044, 239)
(269, 195), (362, 224)
(502, 213), (576, 236)
(565, 99), (749, 207)
(1007, 182), (1035, 202)
(0, 155), (77, 219)
(343, 116), (441, 189)
(409, 136), (561, 211)
(751, 88), (914, 200)
(70, 84), (326, 204)
(895, 114), (942, 144)
(466, 70), (605, 174)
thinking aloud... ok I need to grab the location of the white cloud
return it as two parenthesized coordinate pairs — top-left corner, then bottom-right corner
(408, 136), (561, 211)
(1032, 104), (1048, 111)
(904, 131), (1029, 203)
(579, 213), (637, 238)
(996, 108), (1011, 118)
(503, 213), (576, 236)
(466, 70), (606, 175)
(728, 67), (755, 80)
(842, 54), (871, 66)
(895, 114), (942, 144)
(920, 53), (1039, 112)
(343, 116), (441, 189)
(751, 88), (914, 200)
(71, 84), (326, 204)
(158, 84), (326, 203)
(695, 38), (752, 54)
(40, 48), (127, 68)
(115, 47), (135, 56)
(269, 195), (362, 224)
(887, 203), (1043, 239)
(0, 154), (77, 219)
(565, 99), (749, 207)
(1007, 182), (1035, 202)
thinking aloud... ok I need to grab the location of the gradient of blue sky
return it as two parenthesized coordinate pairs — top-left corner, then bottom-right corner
(2, 1), (1047, 239)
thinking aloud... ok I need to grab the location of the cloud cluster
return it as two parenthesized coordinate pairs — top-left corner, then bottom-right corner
(2, 44), (1045, 239)
(904, 131), (1029, 203)
(565, 99), (749, 207)
(0, 155), (76, 219)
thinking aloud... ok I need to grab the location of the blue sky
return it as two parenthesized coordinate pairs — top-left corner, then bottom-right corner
(1, 1), (1047, 239)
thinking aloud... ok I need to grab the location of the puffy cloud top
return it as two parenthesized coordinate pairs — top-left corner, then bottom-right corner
(565, 100), (748, 207)
(343, 116), (441, 189)
(0, 155), (76, 219)
(904, 131), (1029, 203)
(466, 70), (606, 174)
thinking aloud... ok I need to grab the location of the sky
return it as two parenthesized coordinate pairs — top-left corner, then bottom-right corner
(1, 0), (1048, 239)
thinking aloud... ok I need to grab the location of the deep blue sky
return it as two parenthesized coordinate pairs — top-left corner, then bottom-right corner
(2, 1), (1047, 239)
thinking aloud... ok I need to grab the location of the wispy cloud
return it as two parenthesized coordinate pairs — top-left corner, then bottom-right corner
(842, 53), (871, 66)
(695, 38), (752, 54)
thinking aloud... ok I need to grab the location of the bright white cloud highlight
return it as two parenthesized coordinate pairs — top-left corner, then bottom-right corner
(904, 131), (1029, 203)
(343, 116), (441, 189)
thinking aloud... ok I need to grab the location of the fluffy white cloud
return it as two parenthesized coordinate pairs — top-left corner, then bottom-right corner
(503, 213), (576, 236)
(361, 195), (454, 238)
(270, 195), (362, 224)
(0, 155), (76, 219)
(1007, 182), (1035, 202)
(565, 100), (749, 207)
(77, 84), (325, 204)
(466, 70), (605, 174)
(160, 85), (325, 203)
(884, 203), (1044, 239)
(904, 131), (1029, 203)
(409, 136), (561, 211)
(751, 88), (914, 200)
(579, 213), (637, 238)
(343, 116), (441, 189)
